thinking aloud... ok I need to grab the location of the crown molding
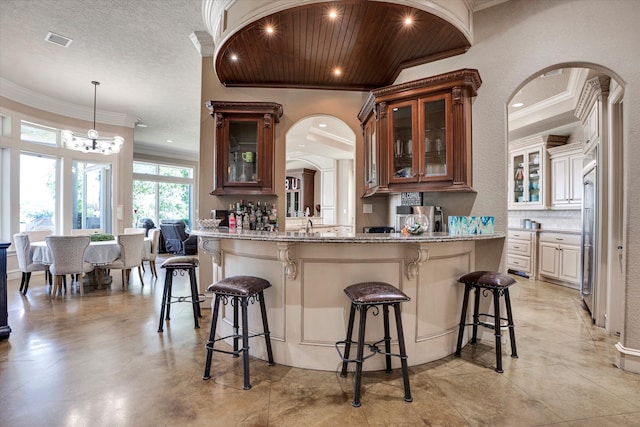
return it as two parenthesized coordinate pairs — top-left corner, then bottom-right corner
(0, 77), (137, 128)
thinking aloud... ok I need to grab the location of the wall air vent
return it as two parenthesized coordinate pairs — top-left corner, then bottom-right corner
(45, 31), (72, 47)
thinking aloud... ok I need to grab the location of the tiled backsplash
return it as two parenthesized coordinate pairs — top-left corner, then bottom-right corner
(508, 210), (581, 231)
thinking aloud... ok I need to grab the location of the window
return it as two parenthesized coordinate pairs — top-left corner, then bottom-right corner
(20, 153), (57, 232)
(132, 161), (194, 228)
(72, 161), (113, 233)
(21, 121), (58, 146)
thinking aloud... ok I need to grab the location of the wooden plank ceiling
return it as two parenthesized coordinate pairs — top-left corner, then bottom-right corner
(215, 1), (470, 91)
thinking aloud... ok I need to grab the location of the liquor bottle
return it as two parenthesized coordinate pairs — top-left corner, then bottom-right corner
(229, 212), (236, 229)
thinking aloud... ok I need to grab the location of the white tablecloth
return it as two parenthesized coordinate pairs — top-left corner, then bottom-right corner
(31, 238), (151, 266)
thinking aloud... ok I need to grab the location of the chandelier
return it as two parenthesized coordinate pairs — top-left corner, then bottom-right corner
(62, 81), (124, 155)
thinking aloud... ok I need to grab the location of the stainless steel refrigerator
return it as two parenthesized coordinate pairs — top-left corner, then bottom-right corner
(581, 148), (597, 317)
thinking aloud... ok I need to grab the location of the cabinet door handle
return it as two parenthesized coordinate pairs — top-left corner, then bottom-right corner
(555, 237), (564, 241)
(513, 245), (520, 249)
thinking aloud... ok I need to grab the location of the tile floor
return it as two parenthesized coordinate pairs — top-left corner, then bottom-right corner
(2, 262), (640, 426)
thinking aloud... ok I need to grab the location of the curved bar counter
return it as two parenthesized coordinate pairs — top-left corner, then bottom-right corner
(193, 229), (505, 371)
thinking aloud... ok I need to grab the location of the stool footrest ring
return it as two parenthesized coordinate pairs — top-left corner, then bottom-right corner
(169, 293), (206, 304)
(335, 340), (378, 364)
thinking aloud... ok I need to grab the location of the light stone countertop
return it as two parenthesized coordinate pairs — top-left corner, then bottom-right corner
(192, 228), (505, 243)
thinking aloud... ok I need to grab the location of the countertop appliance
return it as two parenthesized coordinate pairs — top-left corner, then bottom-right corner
(396, 205), (439, 232)
(581, 146), (598, 318)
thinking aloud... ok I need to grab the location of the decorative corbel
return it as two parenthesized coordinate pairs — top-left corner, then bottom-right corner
(215, 113), (224, 128)
(263, 113), (273, 129)
(406, 244), (429, 280)
(198, 236), (221, 265)
(277, 242), (297, 279)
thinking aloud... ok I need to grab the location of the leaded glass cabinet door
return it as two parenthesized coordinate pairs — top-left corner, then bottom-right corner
(228, 119), (258, 184)
(420, 94), (452, 181)
(389, 100), (418, 183)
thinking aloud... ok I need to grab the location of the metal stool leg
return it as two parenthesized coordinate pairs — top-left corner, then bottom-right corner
(393, 303), (412, 403)
(493, 289), (503, 373)
(471, 285), (481, 344)
(383, 304), (392, 372)
(258, 291), (275, 365)
(455, 284), (472, 356)
(352, 305), (367, 407)
(203, 294), (222, 379)
(241, 296), (251, 390)
(504, 288), (518, 358)
(188, 268), (201, 329)
(233, 296), (240, 357)
(340, 303), (356, 377)
(157, 271), (172, 332)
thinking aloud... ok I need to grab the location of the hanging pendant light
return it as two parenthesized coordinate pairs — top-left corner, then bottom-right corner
(62, 81), (124, 154)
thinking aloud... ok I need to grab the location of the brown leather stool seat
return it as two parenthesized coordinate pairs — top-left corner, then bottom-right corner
(336, 282), (412, 407)
(158, 256), (202, 332)
(455, 271), (518, 373)
(202, 275), (274, 390)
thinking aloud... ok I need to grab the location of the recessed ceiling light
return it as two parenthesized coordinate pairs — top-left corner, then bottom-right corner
(166, 139), (173, 143)
(333, 68), (342, 76)
(136, 123), (148, 128)
(328, 9), (338, 19)
(319, 123), (327, 128)
(512, 102), (524, 108)
(265, 25), (274, 34)
(231, 54), (238, 61)
(404, 17), (413, 25)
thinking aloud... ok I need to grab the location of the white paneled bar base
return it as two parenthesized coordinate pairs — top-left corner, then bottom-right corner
(194, 229), (505, 371)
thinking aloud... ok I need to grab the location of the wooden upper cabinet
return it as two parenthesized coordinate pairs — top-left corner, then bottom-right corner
(358, 69), (481, 196)
(207, 101), (283, 196)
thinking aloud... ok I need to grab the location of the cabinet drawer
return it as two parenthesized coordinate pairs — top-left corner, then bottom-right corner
(508, 240), (531, 256)
(539, 232), (581, 246)
(508, 255), (531, 273)
(508, 230), (533, 241)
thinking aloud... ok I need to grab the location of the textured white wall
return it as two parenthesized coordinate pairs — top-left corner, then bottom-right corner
(397, 0), (640, 351)
(200, 0), (640, 352)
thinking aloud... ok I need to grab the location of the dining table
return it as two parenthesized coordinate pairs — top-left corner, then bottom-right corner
(31, 238), (151, 266)
(31, 238), (152, 289)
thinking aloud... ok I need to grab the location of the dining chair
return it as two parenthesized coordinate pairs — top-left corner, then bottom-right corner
(142, 229), (161, 278)
(105, 233), (145, 290)
(124, 228), (145, 235)
(45, 235), (94, 297)
(13, 233), (50, 295)
(70, 228), (103, 236)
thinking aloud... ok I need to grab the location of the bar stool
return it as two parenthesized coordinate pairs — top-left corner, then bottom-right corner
(202, 275), (274, 390)
(157, 256), (202, 333)
(455, 271), (518, 373)
(335, 281), (412, 407)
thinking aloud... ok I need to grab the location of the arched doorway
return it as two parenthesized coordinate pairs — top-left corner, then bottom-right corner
(507, 65), (625, 334)
(285, 115), (355, 232)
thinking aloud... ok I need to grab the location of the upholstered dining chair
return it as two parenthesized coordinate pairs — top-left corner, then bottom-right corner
(13, 233), (50, 295)
(45, 235), (94, 297)
(105, 233), (145, 290)
(124, 228), (145, 235)
(70, 228), (103, 236)
(142, 228), (161, 278)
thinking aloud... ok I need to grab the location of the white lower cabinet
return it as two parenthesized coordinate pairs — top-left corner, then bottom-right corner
(507, 229), (537, 278)
(538, 232), (581, 288)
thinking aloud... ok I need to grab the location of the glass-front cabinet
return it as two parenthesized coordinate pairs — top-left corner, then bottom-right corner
(510, 147), (543, 208)
(388, 95), (452, 184)
(207, 101), (283, 195)
(358, 69), (481, 195)
(508, 135), (568, 210)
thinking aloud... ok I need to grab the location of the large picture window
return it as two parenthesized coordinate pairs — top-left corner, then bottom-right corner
(132, 161), (194, 228)
(20, 153), (57, 231)
(72, 161), (113, 233)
